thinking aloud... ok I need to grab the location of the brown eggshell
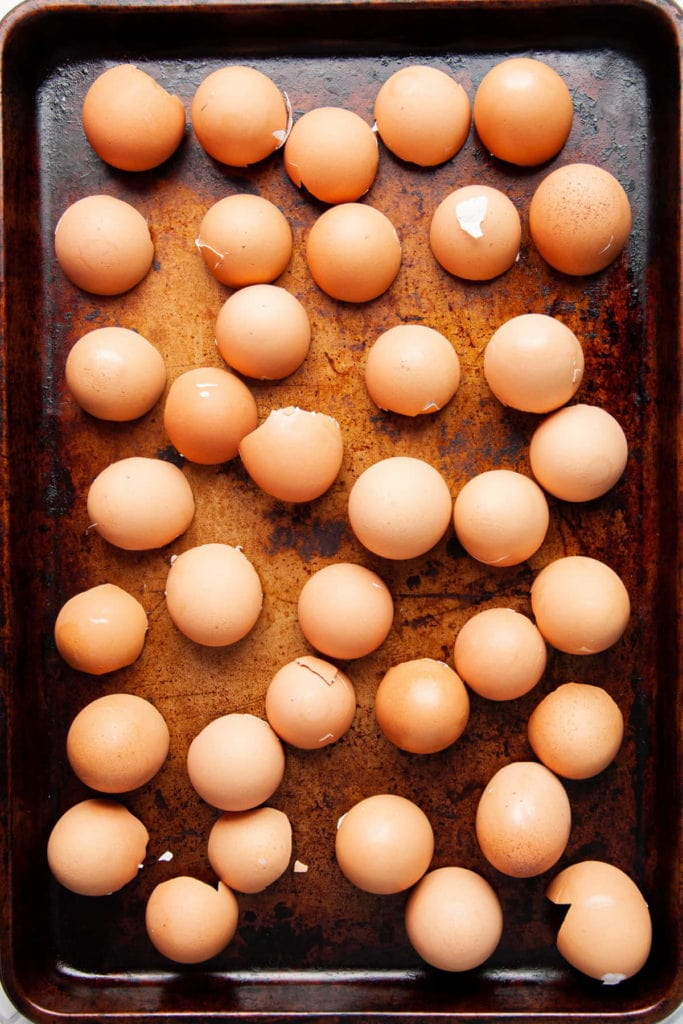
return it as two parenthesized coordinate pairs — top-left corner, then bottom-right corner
(65, 326), (166, 422)
(165, 543), (263, 647)
(527, 682), (624, 779)
(529, 162), (632, 276)
(305, 202), (401, 303)
(47, 799), (149, 896)
(215, 284), (311, 381)
(475, 761), (571, 878)
(529, 403), (629, 501)
(191, 65), (289, 167)
(364, 323), (461, 417)
(375, 658), (470, 754)
(348, 456), (452, 560)
(265, 656), (357, 750)
(187, 713), (285, 812)
(196, 194), (293, 288)
(483, 312), (584, 413)
(284, 106), (379, 204)
(405, 866), (503, 971)
(474, 57), (573, 166)
(239, 406), (343, 504)
(430, 184), (521, 281)
(374, 64), (471, 167)
(54, 582), (148, 675)
(452, 469), (549, 567)
(86, 456), (195, 551)
(297, 562), (393, 660)
(163, 366), (258, 465)
(54, 194), (154, 296)
(530, 555), (630, 655)
(145, 876), (239, 964)
(208, 807), (293, 893)
(335, 793), (434, 894)
(66, 693), (170, 793)
(546, 861), (652, 983)
(82, 63), (185, 171)
(453, 607), (547, 701)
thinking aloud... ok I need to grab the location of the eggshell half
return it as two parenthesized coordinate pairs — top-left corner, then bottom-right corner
(297, 562), (393, 660)
(146, 876), (239, 963)
(208, 807), (293, 893)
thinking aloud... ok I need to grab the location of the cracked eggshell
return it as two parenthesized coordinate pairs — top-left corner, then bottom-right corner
(429, 184), (521, 281)
(191, 65), (290, 167)
(87, 456), (195, 551)
(82, 63), (186, 171)
(54, 582), (148, 675)
(453, 469), (549, 567)
(239, 406), (343, 504)
(475, 761), (571, 878)
(145, 876), (239, 964)
(55, 194), (154, 296)
(484, 313), (584, 413)
(546, 860), (652, 983)
(163, 366), (258, 465)
(215, 284), (311, 381)
(530, 555), (630, 655)
(165, 543), (263, 647)
(187, 713), (285, 812)
(364, 323), (461, 417)
(528, 682), (624, 780)
(284, 106), (379, 204)
(208, 807), (292, 894)
(297, 562), (394, 660)
(453, 607), (547, 701)
(348, 456), (452, 560)
(265, 655), (357, 749)
(375, 658), (469, 754)
(47, 798), (149, 896)
(196, 194), (292, 287)
(374, 64), (471, 167)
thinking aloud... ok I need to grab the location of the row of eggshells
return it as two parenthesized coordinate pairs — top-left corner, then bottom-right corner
(48, 58), (649, 979)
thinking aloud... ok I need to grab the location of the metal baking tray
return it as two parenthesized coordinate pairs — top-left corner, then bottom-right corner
(0, 0), (680, 1021)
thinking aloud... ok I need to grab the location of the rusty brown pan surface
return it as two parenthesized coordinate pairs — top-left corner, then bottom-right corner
(0, 0), (680, 1020)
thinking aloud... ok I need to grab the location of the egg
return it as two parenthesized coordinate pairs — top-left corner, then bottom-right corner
(348, 456), (452, 560)
(452, 469), (549, 566)
(529, 163), (632, 275)
(297, 562), (394, 660)
(364, 323), (461, 416)
(265, 656), (357, 749)
(284, 106), (379, 204)
(165, 543), (262, 647)
(475, 761), (571, 877)
(65, 326), (166, 422)
(55, 194), (154, 296)
(453, 607), (547, 701)
(546, 861), (652, 983)
(186, 713), (285, 812)
(82, 63), (185, 171)
(145, 876), (239, 964)
(208, 807), (293, 893)
(54, 582), (148, 675)
(47, 798), (149, 896)
(305, 202), (401, 303)
(483, 312), (584, 413)
(473, 57), (573, 166)
(429, 184), (521, 281)
(530, 555), (630, 655)
(529, 403), (629, 501)
(335, 793), (434, 894)
(528, 682), (624, 780)
(163, 366), (258, 465)
(374, 658), (470, 754)
(373, 64), (471, 167)
(87, 456), (195, 550)
(196, 194), (292, 287)
(405, 866), (503, 971)
(215, 284), (311, 380)
(191, 65), (289, 166)
(238, 406), (343, 503)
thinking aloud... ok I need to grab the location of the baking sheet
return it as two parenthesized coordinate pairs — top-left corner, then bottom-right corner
(0, 0), (681, 1020)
